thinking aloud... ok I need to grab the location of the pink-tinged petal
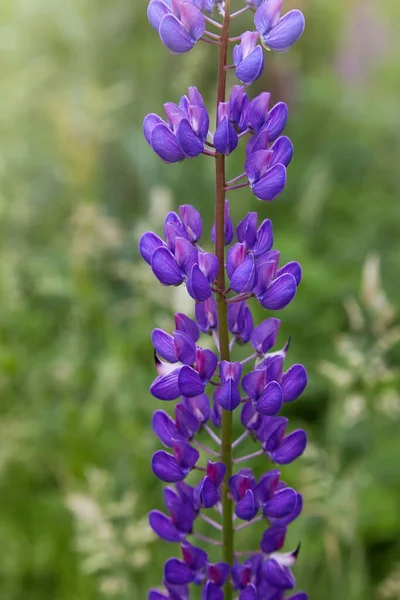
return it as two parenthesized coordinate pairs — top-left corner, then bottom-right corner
(175, 237), (199, 275)
(242, 369), (267, 400)
(255, 380), (283, 416)
(172, 438), (200, 470)
(260, 524), (287, 554)
(152, 410), (179, 447)
(152, 328), (176, 362)
(220, 361), (243, 383)
(196, 348), (218, 381)
(251, 317), (280, 354)
(251, 163), (287, 201)
(159, 14), (196, 54)
(151, 246), (184, 286)
(187, 264), (212, 301)
(198, 252), (219, 282)
(253, 218), (274, 257)
(247, 92), (271, 131)
(175, 312), (200, 341)
(270, 136), (294, 168)
(245, 149), (273, 184)
(260, 416), (288, 452)
(263, 558), (295, 589)
(264, 487), (297, 518)
(241, 401), (263, 431)
(188, 105), (209, 141)
(174, 331), (196, 365)
(178, 365), (205, 397)
(236, 45), (264, 86)
(164, 211), (187, 246)
(271, 429), (307, 464)
(207, 562), (230, 587)
(265, 354), (284, 383)
(164, 558), (194, 584)
(187, 86), (206, 109)
(181, 541), (208, 570)
(237, 212), (258, 248)
(281, 364), (307, 402)
(254, 0), (284, 35)
(143, 113), (165, 145)
(149, 510), (184, 542)
(179, 204), (202, 242)
(259, 273), (297, 310)
(229, 469), (255, 501)
(195, 296), (218, 333)
(246, 127), (269, 157)
(277, 261), (302, 286)
(175, 402), (199, 438)
(206, 460), (226, 487)
(253, 250), (281, 297)
(176, 118), (204, 158)
(152, 450), (186, 482)
(164, 102), (187, 131)
(151, 368), (182, 400)
(236, 489), (259, 521)
(265, 10), (305, 52)
(230, 254), (256, 293)
(147, 0), (172, 29)
(226, 243), (247, 279)
(255, 470), (281, 503)
(151, 122), (185, 163)
(179, 2), (206, 41)
(139, 231), (165, 265)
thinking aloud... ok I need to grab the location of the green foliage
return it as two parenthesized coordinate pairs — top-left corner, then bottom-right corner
(1, 0), (399, 598)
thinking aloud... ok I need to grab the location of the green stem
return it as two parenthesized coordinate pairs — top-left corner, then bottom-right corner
(214, 2), (233, 598)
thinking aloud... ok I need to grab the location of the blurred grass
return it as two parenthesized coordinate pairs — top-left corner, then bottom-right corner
(0, 0), (400, 598)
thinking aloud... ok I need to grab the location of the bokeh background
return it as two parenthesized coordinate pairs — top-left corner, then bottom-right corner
(1, 0), (400, 598)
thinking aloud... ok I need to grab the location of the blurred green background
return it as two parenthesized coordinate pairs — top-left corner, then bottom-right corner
(1, 0), (400, 598)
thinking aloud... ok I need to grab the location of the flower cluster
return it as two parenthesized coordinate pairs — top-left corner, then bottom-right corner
(140, 1), (309, 599)
(141, 206), (308, 598)
(143, 85), (292, 202)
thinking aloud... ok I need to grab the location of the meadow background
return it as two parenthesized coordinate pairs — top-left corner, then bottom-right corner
(1, 0), (400, 598)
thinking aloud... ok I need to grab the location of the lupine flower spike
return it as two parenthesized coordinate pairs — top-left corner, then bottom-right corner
(141, 0), (308, 598)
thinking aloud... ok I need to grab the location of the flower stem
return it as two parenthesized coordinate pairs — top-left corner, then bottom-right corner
(215, 1), (233, 598)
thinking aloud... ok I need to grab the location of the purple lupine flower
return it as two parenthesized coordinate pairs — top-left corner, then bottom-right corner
(228, 301), (254, 345)
(229, 85), (250, 133)
(233, 31), (264, 86)
(254, 0), (305, 53)
(148, 0), (206, 54)
(141, 2), (310, 598)
(151, 342), (218, 400)
(214, 102), (239, 155)
(218, 361), (243, 411)
(252, 251), (300, 309)
(143, 87), (209, 162)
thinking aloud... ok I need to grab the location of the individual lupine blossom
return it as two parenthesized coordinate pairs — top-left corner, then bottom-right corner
(142, 1), (309, 598)
(143, 87), (210, 163)
(233, 32), (264, 86)
(147, 0), (206, 54)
